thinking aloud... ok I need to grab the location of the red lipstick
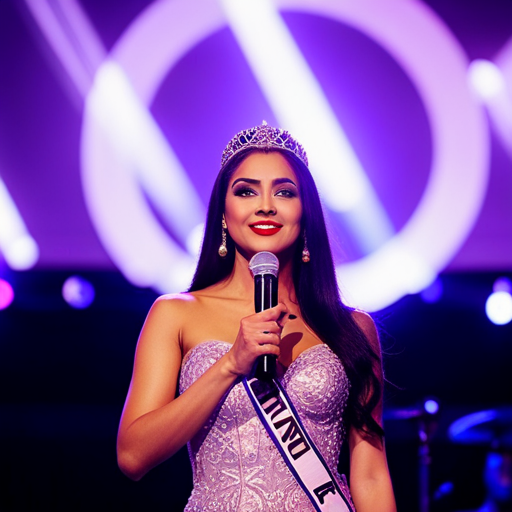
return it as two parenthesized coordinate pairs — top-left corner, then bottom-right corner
(249, 220), (283, 236)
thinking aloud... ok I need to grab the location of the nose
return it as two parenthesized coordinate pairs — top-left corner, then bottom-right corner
(257, 191), (276, 215)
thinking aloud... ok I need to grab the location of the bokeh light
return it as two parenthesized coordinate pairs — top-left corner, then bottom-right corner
(486, 290), (512, 325)
(424, 399), (440, 415)
(62, 276), (95, 309)
(486, 278), (512, 325)
(493, 276), (512, 293)
(0, 278), (14, 309)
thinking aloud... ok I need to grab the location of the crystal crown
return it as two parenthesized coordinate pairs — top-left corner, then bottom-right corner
(221, 123), (308, 168)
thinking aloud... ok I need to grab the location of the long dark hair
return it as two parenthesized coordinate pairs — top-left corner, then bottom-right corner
(189, 147), (384, 438)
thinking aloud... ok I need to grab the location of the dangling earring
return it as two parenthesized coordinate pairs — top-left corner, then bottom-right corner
(218, 215), (228, 258)
(302, 232), (310, 263)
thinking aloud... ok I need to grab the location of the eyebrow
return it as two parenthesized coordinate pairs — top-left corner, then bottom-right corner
(231, 177), (297, 188)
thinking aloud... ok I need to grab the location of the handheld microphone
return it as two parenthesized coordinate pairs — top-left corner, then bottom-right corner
(248, 251), (279, 380)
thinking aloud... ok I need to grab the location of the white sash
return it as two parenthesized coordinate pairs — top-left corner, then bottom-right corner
(243, 375), (354, 512)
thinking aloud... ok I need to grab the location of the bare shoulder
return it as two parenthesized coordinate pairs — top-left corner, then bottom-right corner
(149, 288), (239, 352)
(119, 294), (202, 433)
(137, 292), (204, 350)
(150, 292), (201, 317)
(351, 309), (380, 350)
(152, 288), (230, 316)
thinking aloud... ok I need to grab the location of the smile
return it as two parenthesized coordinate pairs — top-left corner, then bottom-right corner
(249, 221), (283, 236)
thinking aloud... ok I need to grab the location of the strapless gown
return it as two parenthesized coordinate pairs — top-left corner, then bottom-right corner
(179, 340), (353, 512)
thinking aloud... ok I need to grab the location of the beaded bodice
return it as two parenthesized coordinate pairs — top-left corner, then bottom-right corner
(179, 341), (352, 512)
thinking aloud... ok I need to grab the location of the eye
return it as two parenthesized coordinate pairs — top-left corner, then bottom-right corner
(233, 186), (256, 197)
(276, 188), (298, 198)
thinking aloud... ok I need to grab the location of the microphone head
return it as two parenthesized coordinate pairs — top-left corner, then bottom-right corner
(249, 251), (279, 278)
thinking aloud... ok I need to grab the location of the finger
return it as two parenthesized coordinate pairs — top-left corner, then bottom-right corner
(256, 303), (289, 321)
(259, 321), (282, 334)
(276, 308), (299, 329)
(257, 340), (280, 357)
(255, 320), (287, 340)
(257, 330), (281, 345)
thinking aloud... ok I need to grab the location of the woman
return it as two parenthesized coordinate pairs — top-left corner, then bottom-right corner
(117, 124), (396, 511)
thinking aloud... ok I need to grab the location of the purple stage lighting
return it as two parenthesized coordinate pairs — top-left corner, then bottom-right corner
(0, 279), (14, 310)
(62, 276), (95, 309)
(79, 0), (489, 312)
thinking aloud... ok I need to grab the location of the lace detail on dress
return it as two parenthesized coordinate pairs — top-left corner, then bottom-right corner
(179, 341), (352, 512)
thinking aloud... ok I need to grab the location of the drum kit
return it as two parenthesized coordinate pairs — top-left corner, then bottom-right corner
(385, 404), (512, 512)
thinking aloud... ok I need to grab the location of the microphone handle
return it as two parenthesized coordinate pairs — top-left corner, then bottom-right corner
(254, 273), (278, 380)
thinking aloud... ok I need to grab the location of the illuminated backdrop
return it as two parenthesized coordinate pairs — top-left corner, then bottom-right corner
(0, 0), (511, 310)
(1, 2), (512, 509)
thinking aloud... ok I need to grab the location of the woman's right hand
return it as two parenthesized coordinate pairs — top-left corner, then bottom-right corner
(225, 303), (289, 376)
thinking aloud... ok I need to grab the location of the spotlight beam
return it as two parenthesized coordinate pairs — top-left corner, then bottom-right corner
(220, 0), (395, 253)
(24, 0), (205, 247)
(23, 0), (101, 97)
(0, 176), (39, 269)
(86, 61), (205, 242)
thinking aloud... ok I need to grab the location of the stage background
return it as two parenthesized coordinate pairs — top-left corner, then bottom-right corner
(1, 0), (511, 510)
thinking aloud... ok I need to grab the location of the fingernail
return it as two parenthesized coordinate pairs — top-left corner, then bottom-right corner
(289, 314), (297, 320)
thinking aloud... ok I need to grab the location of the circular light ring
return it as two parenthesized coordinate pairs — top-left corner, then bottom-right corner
(81, 119), (196, 290)
(291, 0), (489, 309)
(81, 0), (489, 309)
(81, 0), (226, 290)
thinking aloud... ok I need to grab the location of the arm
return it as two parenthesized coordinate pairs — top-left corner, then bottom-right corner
(348, 311), (396, 512)
(117, 296), (288, 481)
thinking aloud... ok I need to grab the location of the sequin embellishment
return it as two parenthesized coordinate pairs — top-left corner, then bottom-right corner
(179, 341), (352, 512)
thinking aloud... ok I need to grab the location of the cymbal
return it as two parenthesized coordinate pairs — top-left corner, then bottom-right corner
(385, 400), (439, 421)
(448, 407), (512, 448)
(385, 407), (425, 420)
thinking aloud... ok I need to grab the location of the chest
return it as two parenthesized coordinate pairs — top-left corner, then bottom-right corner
(181, 302), (322, 369)
(181, 341), (350, 424)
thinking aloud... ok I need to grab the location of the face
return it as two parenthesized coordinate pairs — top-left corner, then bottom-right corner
(224, 151), (302, 260)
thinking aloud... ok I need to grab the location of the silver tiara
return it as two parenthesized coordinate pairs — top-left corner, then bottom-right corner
(220, 123), (309, 168)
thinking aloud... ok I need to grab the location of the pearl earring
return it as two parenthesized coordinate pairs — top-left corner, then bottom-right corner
(302, 233), (310, 263)
(218, 216), (228, 258)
